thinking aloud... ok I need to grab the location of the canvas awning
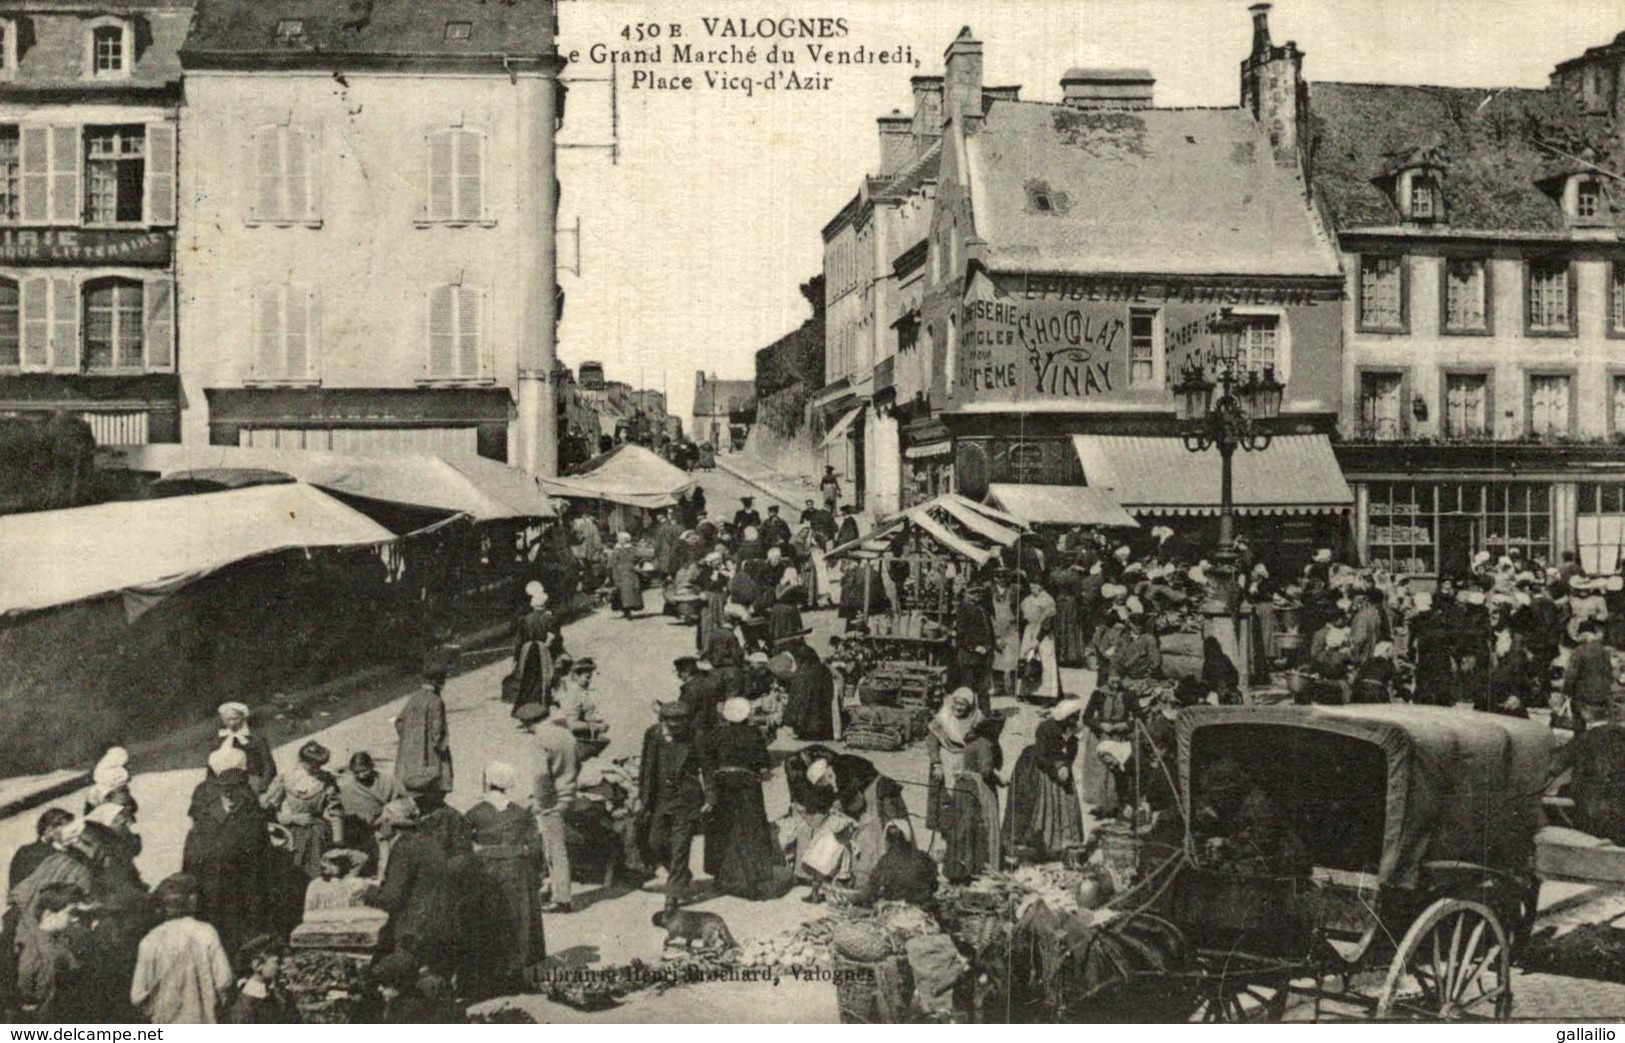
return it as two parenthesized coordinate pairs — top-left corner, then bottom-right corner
(986, 483), (1139, 528)
(1072, 434), (1353, 516)
(112, 444), (555, 520)
(540, 443), (697, 509)
(819, 405), (865, 450)
(826, 493), (1025, 565)
(0, 483), (395, 617)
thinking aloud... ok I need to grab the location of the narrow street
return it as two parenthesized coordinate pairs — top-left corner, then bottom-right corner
(5, 465), (1625, 1021)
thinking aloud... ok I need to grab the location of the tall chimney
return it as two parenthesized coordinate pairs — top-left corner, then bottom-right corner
(910, 75), (943, 152)
(1239, 2), (1306, 168)
(877, 111), (913, 175)
(1060, 68), (1155, 110)
(943, 27), (984, 124)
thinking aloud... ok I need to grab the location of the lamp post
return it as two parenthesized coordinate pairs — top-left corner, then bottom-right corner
(1173, 310), (1286, 603)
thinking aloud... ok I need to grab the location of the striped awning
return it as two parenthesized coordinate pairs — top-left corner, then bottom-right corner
(826, 493), (1025, 565)
(987, 483), (1139, 528)
(1072, 434), (1353, 516)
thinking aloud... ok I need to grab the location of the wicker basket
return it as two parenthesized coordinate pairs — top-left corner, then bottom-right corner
(833, 953), (913, 1024)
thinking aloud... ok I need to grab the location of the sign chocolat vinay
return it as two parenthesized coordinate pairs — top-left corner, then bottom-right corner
(952, 272), (1339, 405)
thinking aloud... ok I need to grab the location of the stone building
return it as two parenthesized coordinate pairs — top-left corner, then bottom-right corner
(176, 0), (564, 472)
(0, 0), (190, 445)
(916, 15), (1351, 573)
(1310, 14), (1625, 574)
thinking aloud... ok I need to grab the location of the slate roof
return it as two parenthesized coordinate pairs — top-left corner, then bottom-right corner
(875, 140), (942, 202)
(965, 101), (1341, 278)
(692, 377), (755, 419)
(1307, 81), (1620, 234)
(7, 2), (192, 90)
(182, 0), (556, 65)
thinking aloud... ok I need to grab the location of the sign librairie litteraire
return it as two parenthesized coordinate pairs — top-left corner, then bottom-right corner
(0, 229), (173, 266)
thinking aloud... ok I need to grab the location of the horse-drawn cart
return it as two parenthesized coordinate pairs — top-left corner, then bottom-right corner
(1107, 705), (1553, 1021)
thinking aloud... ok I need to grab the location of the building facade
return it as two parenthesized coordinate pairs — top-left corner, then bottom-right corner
(916, 14), (1350, 573)
(1312, 23), (1625, 575)
(691, 370), (752, 452)
(0, 1), (190, 445)
(176, 0), (563, 471)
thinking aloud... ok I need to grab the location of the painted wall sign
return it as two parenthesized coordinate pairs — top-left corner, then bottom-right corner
(0, 229), (173, 266)
(947, 270), (1342, 409)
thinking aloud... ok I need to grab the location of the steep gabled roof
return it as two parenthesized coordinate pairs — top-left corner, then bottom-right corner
(1307, 81), (1620, 234)
(182, 0), (556, 67)
(965, 100), (1341, 278)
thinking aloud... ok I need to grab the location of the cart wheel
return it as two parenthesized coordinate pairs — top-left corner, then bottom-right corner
(1375, 898), (1512, 1020)
(1190, 972), (1290, 1023)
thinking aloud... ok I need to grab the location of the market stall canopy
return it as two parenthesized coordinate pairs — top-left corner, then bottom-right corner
(0, 483), (395, 617)
(539, 443), (698, 509)
(1072, 434), (1353, 516)
(1177, 704), (1550, 890)
(818, 405), (865, 450)
(986, 483), (1139, 528)
(826, 493), (1027, 566)
(112, 444), (554, 521)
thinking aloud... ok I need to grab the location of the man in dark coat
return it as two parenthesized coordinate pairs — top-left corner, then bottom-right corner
(733, 496), (762, 533)
(396, 652), (456, 794)
(955, 586), (995, 711)
(674, 656), (719, 736)
(636, 703), (711, 913)
(364, 791), (473, 978)
(761, 504), (792, 549)
(835, 507), (861, 547)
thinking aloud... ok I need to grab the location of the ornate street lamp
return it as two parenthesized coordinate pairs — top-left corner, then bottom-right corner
(1174, 309), (1285, 579)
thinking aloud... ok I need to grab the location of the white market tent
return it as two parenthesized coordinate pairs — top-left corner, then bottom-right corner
(826, 493), (1027, 566)
(540, 443), (698, 509)
(112, 444), (555, 521)
(0, 483), (395, 617)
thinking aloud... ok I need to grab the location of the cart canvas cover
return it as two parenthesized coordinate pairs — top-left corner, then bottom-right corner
(539, 443), (697, 508)
(1176, 704), (1552, 889)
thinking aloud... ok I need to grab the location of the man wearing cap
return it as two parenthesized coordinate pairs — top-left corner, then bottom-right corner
(761, 504), (792, 550)
(212, 702), (277, 798)
(733, 495), (762, 534)
(836, 505), (861, 547)
(396, 652), (455, 795)
(554, 657), (603, 736)
(636, 703), (711, 913)
(130, 874), (235, 1024)
(525, 701), (579, 914)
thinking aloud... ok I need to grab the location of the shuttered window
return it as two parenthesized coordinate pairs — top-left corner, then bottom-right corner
(1526, 260), (1573, 334)
(0, 127), (17, 223)
(425, 282), (487, 380)
(1359, 372), (1403, 440)
(1443, 374), (1488, 439)
(1443, 259), (1488, 332)
(1358, 255), (1405, 331)
(423, 128), (488, 224)
(250, 125), (321, 225)
(251, 284), (319, 382)
(18, 125), (80, 225)
(0, 277), (17, 366)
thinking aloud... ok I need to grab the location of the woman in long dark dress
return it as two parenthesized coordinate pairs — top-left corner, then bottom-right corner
(702, 699), (789, 899)
(1005, 701), (1085, 862)
(609, 532), (645, 619)
(464, 763), (544, 995)
(942, 717), (1004, 883)
(1051, 560), (1087, 668)
(1200, 637), (1242, 705)
(182, 746), (269, 956)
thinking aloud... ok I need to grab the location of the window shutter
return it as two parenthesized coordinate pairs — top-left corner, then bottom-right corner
(143, 274), (174, 371)
(19, 275), (48, 369)
(49, 276), (77, 370)
(428, 284), (455, 377)
(455, 285), (480, 376)
(19, 126), (49, 224)
(48, 125), (79, 225)
(302, 126), (321, 223)
(283, 284), (308, 378)
(252, 128), (279, 221)
(143, 123), (177, 226)
(427, 130), (454, 220)
(284, 128), (309, 223)
(454, 129), (483, 223)
(254, 286), (283, 378)
(301, 287), (319, 380)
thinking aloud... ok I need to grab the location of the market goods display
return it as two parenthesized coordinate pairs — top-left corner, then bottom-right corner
(282, 950), (369, 1023)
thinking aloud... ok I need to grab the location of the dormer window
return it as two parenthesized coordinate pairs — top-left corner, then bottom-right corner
(84, 18), (134, 80)
(1576, 178), (1603, 220)
(1409, 175), (1437, 220)
(275, 19), (305, 43)
(445, 21), (472, 41)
